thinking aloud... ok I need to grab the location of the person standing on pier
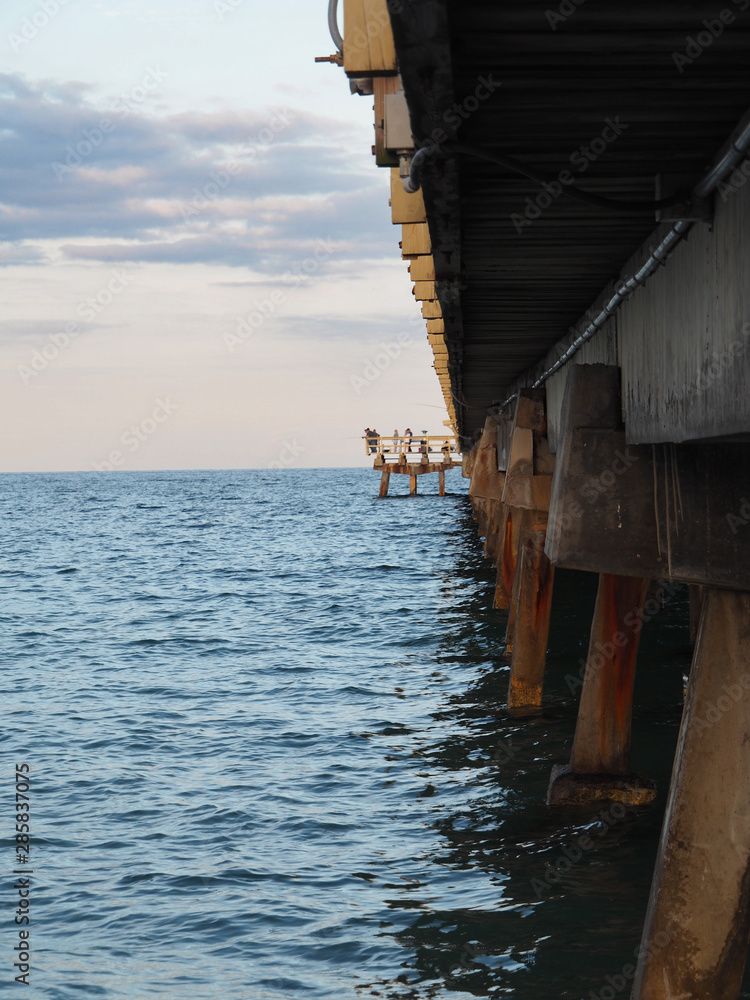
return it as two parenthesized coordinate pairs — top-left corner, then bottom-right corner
(404, 427), (413, 452)
(363, 428), (378, 454)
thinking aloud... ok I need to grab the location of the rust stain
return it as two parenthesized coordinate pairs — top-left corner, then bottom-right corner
(501, 509), (516, 595)
(594, 574), (649, 770)
(532, 540), (554, 628)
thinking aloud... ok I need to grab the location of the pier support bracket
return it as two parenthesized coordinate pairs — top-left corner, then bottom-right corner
(547, 364), (750, 589)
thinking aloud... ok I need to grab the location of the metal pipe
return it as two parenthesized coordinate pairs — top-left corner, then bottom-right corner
(406, 143), (683, 211)
(328, 0), (343, 55)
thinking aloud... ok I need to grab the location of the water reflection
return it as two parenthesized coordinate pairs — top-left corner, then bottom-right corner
(365, 505), (695, 999)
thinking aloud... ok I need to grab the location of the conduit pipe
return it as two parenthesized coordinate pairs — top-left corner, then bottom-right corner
(328, 0), (344, 55)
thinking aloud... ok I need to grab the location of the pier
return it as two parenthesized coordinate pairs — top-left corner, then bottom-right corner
(365, 434), (461, 496)
(323, 0), (750, 995)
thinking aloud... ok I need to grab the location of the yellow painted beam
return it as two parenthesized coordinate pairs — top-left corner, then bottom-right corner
(412, 280), (436, 301)
(409, 256), (435, 281)
(343, 0), (397, 76)
(401, 223), (431, 257)
(390, 168), (426, 224)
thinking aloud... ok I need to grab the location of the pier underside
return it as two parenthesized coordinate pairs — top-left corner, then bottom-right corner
(334, 0), (750, 994)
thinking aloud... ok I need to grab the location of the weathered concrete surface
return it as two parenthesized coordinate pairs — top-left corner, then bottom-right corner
(462, 446), (476, 479)
(484, 499), (504, 562)
(469, 417), (504, 501)
(571, 574), (649, 774)
(507, 510), (555, 713)
(547, 364), (750, 589)
(502, 390), (554, 512)
(493, 504), (516, 610)
(547, 765), (656, 807)
(547, 574), (656, 805)
(620, 172), (750, 445)
(548, 573), (656, 807)
(539, 311), (618, 455)
(632, 588), (750, 1000)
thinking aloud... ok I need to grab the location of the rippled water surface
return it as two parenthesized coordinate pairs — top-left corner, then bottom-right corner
(1, 468), (720, 998)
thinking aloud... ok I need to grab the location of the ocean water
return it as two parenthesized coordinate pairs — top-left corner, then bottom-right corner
(0, 468), (722, 999)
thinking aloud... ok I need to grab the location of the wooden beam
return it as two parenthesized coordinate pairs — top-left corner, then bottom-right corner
(408, 256), (435, 281)
(390, 168), (426, 224)
(400, 223), (430, 257)
(343, 0), (397, 76)
(421, 300), (442, 319)
(412, 279), (436, 300)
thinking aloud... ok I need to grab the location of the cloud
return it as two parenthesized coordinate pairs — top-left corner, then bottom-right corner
(0, 242), (45, 266)
(0, 72), (394, 268)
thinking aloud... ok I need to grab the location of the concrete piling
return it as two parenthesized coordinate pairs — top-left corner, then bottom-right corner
(632, 588), (750, 1000)
(506, 510), (555, 713)
(547, 573), (656, 806)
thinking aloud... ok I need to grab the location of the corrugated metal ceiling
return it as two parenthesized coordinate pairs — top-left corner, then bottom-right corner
(390, 0), (750, 438)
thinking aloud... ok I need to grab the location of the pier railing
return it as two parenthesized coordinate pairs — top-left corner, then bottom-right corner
(364, 435), (461, 463)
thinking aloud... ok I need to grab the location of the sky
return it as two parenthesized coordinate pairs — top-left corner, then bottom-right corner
(0, 0), (448, 472)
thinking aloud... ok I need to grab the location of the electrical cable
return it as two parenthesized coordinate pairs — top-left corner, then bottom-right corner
(328, 0), (343, 55)
(405, 142), (685, 212)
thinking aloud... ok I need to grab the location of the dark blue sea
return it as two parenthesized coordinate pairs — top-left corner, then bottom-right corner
(1, 469), (706, 998)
